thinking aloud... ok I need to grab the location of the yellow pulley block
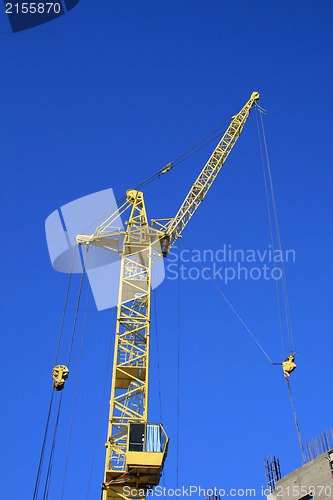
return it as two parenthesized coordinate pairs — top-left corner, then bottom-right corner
(161, 162), (172, 174)
(52, 365), (69, 391)
(282, 354), (296, 378)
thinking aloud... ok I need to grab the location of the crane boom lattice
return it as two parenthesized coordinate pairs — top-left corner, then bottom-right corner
(161, 92), (259, 255)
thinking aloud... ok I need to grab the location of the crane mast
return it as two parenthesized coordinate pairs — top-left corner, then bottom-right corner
(76, 91), (259, 500)
(102, 191), (153, 497)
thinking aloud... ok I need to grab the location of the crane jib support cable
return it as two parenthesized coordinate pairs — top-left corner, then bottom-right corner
(165, 93), (260, 250)
(81, 115), (235, 236)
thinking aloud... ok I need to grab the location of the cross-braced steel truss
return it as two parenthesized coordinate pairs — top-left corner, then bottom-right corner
(103, 191), (152, 496)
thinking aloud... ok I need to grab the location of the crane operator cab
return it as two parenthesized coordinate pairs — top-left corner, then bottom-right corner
(126, 422), (168, 487)
(102, 423), (168, 498)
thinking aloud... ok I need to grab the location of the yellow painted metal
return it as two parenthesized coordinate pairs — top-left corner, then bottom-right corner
(126, 451), (164, 468)
(283, 354), (296, 378)
(52, 365), (69, 391)
(125, 423), (169, 485)
(76, 192), (166, 499)
(159, 91), (259, 255)
(75, 92), (259, 500)
(102, 422), (168, 500)
(100, 190), (164, 499)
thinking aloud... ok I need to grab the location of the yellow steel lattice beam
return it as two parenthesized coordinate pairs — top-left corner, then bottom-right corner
(161, 92), (259, 254)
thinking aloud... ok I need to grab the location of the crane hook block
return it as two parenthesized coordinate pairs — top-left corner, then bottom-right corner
(52, 365), (69, 391)
(282, 355), (296, 378)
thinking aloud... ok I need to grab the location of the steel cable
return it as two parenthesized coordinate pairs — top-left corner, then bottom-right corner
(255, 106), (285, 358)
(80, 115), (234, 238)
(256, 105), (303, 463)
(33, 245), (77, 500)
(43, 392), (63, 500)
(86, 308), (116, 499)
(32, 389), (54, 500)
(40, 248), (88, 499)
(61, 251), (92, 499)
(55, 245), (77, 366)
(286, 378), (306, 463)
(258, 108), (295, 354)
(67, 247), (88, 367)
(153, 289), (163, 423)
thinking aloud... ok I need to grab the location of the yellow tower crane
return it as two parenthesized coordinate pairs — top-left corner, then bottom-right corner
(75, 91), (259, 500)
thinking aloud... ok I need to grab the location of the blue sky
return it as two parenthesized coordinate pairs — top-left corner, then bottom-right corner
(1, 1), (333, 499)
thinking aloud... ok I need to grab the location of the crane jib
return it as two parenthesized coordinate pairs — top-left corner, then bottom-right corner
(163, 91), (259, 255)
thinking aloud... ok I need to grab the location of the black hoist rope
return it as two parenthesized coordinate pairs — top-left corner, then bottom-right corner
(256, 103), (305, 463)
(55, 245), (77, 365)
(32, 389), (54, 500)
(86, 308), (116, 499)
(255, 106), (285, 359)
(255, 104), (295, 356)
(33, 246), (88, 499)
(67, 247), (88, 368)
(45, 247), (88, 499)
(43, 391), (63, 500)
(33, 245), (77, 500)
(61, 247), (92, 499)
(286, 377), (306, 464)
(115, 115), (234, 205)
(259, 107), (295, 354)
(44, 247), (87, 499)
